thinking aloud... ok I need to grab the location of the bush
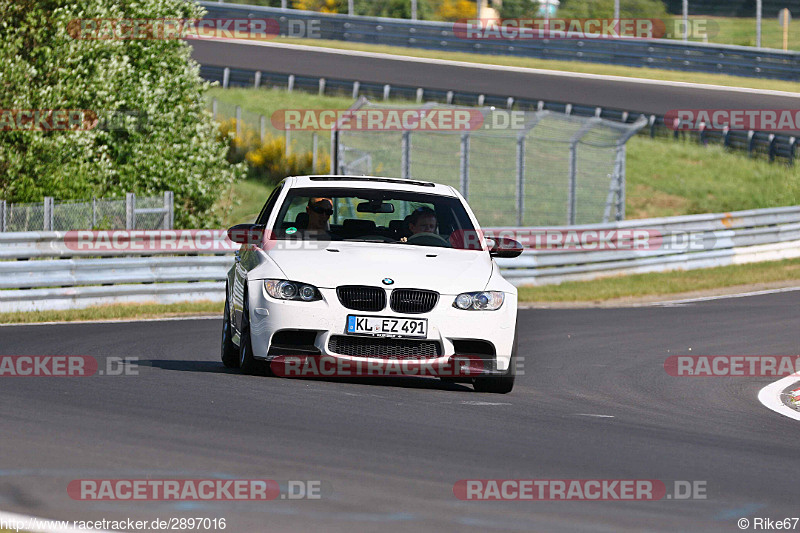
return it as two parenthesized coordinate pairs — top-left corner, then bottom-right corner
(435, 0), (478, 21)
(218, 119), (330, 184)
(0, 0), (246, 228)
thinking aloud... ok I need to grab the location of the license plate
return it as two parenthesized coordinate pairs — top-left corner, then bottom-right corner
(346, 315), (428, 338)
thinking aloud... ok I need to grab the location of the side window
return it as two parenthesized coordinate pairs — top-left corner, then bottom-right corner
(255, 182), (284, 226)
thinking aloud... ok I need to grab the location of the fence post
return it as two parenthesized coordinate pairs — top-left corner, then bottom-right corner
(126, 193), (136, 230)
(401, 130), (411, 179)
(43, 197), (54, 231)
(516, 134), (525, 226)
(383, 84), (391, 101)
(235, 105), (241, 139)
(260, 115), (266, 143)
(617, 145), (626, 221)
(319, 78), (326, 96)
(163, 191), (174, 229)
(312, 132), (319, 171)
(567, 140), (577, 225)
(288, 74), (295, 92)
(0, 200), (5, 232)
(416, 88), (423, 104)
(92, 198), (97, 229)
(212, 97), (217, 121)
(352, 81), (360, 99)
(254, 71), (262, 89)
(459, 133), (470, 201)
(285, 128), (291, 157)
(330, 129), (339, 174)
(222, 67), (230, 89)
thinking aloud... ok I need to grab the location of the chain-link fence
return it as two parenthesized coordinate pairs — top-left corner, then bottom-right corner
(334, 100), (645, 227)
(0, 192), (174, 232)
(210, 97), (326, 167)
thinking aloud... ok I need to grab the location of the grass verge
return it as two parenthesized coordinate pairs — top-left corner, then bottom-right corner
(517, 257), (800, 302)
(682, 16), (800, 50)
(267, 37), (800, 93)
(0, 301), (223, 325)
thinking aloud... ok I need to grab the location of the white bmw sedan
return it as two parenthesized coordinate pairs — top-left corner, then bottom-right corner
(221, 175), (522, 393)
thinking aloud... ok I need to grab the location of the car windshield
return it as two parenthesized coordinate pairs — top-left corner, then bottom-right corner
(272, 187), (481, 250)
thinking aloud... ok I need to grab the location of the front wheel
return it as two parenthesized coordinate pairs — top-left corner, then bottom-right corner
(472, 331), (517, 394)
(238, 292), (266, 375)
(221, 293), (239, 368)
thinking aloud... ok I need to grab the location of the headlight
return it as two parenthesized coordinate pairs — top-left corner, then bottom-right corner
(453, 291), (504, 311)
(265, 280), (322, 301)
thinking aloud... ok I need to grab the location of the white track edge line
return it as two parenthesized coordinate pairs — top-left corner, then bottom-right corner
(757, 373), (800, 421)
(651, 286), (800, 305)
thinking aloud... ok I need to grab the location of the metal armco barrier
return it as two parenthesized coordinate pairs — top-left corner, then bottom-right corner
(199, 1), (800, 81)
(1, 205), (800, 312)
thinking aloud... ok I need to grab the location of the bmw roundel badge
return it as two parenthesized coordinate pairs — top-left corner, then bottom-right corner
(382, 278), (394, 285)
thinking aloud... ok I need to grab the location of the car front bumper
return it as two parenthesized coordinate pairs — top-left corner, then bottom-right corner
(246, 281), (517, 373)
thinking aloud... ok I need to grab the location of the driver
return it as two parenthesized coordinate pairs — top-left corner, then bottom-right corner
(400, 207), (437, 242)
(306, 197), (333, 231)
(408, 207), (437, 235)
(299, 197), (339, 241)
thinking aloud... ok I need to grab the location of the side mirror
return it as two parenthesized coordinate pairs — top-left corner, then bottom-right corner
(489, 237), (523, 258)
(227, 224), (265, 246)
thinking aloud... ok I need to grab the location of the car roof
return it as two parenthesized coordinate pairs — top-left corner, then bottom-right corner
(287, 175), (458, 197)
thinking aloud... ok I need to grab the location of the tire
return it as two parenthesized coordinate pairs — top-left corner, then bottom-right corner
(221, 293), (239, 368)
(238, 292), (266, 376)
(472, 330), (517, 394)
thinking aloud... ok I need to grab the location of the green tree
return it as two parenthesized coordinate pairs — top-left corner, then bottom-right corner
(0, 0), (245, 228)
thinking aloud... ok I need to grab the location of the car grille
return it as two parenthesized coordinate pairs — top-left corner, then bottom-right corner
(390, 289), (439, 314)
(328, 335), (442, 358)
(336, 286), (386, 312)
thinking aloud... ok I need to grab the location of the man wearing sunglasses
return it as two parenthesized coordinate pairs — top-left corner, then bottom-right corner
(306, 197), (334, 232)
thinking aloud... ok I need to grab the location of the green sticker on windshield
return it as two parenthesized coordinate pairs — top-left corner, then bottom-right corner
(286, 227), (297, 235)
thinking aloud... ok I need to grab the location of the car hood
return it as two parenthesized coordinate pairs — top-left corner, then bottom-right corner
(264, 242), (493, 294)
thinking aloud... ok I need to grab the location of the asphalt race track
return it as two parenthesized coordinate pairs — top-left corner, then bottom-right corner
(189, 40), (800, 116)
(1, 291), (799, 532)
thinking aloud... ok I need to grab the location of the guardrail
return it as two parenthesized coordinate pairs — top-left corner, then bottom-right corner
(202, 66), (798, 165)
(199, 1), (800, 81)
(1, 205), (799, 312)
